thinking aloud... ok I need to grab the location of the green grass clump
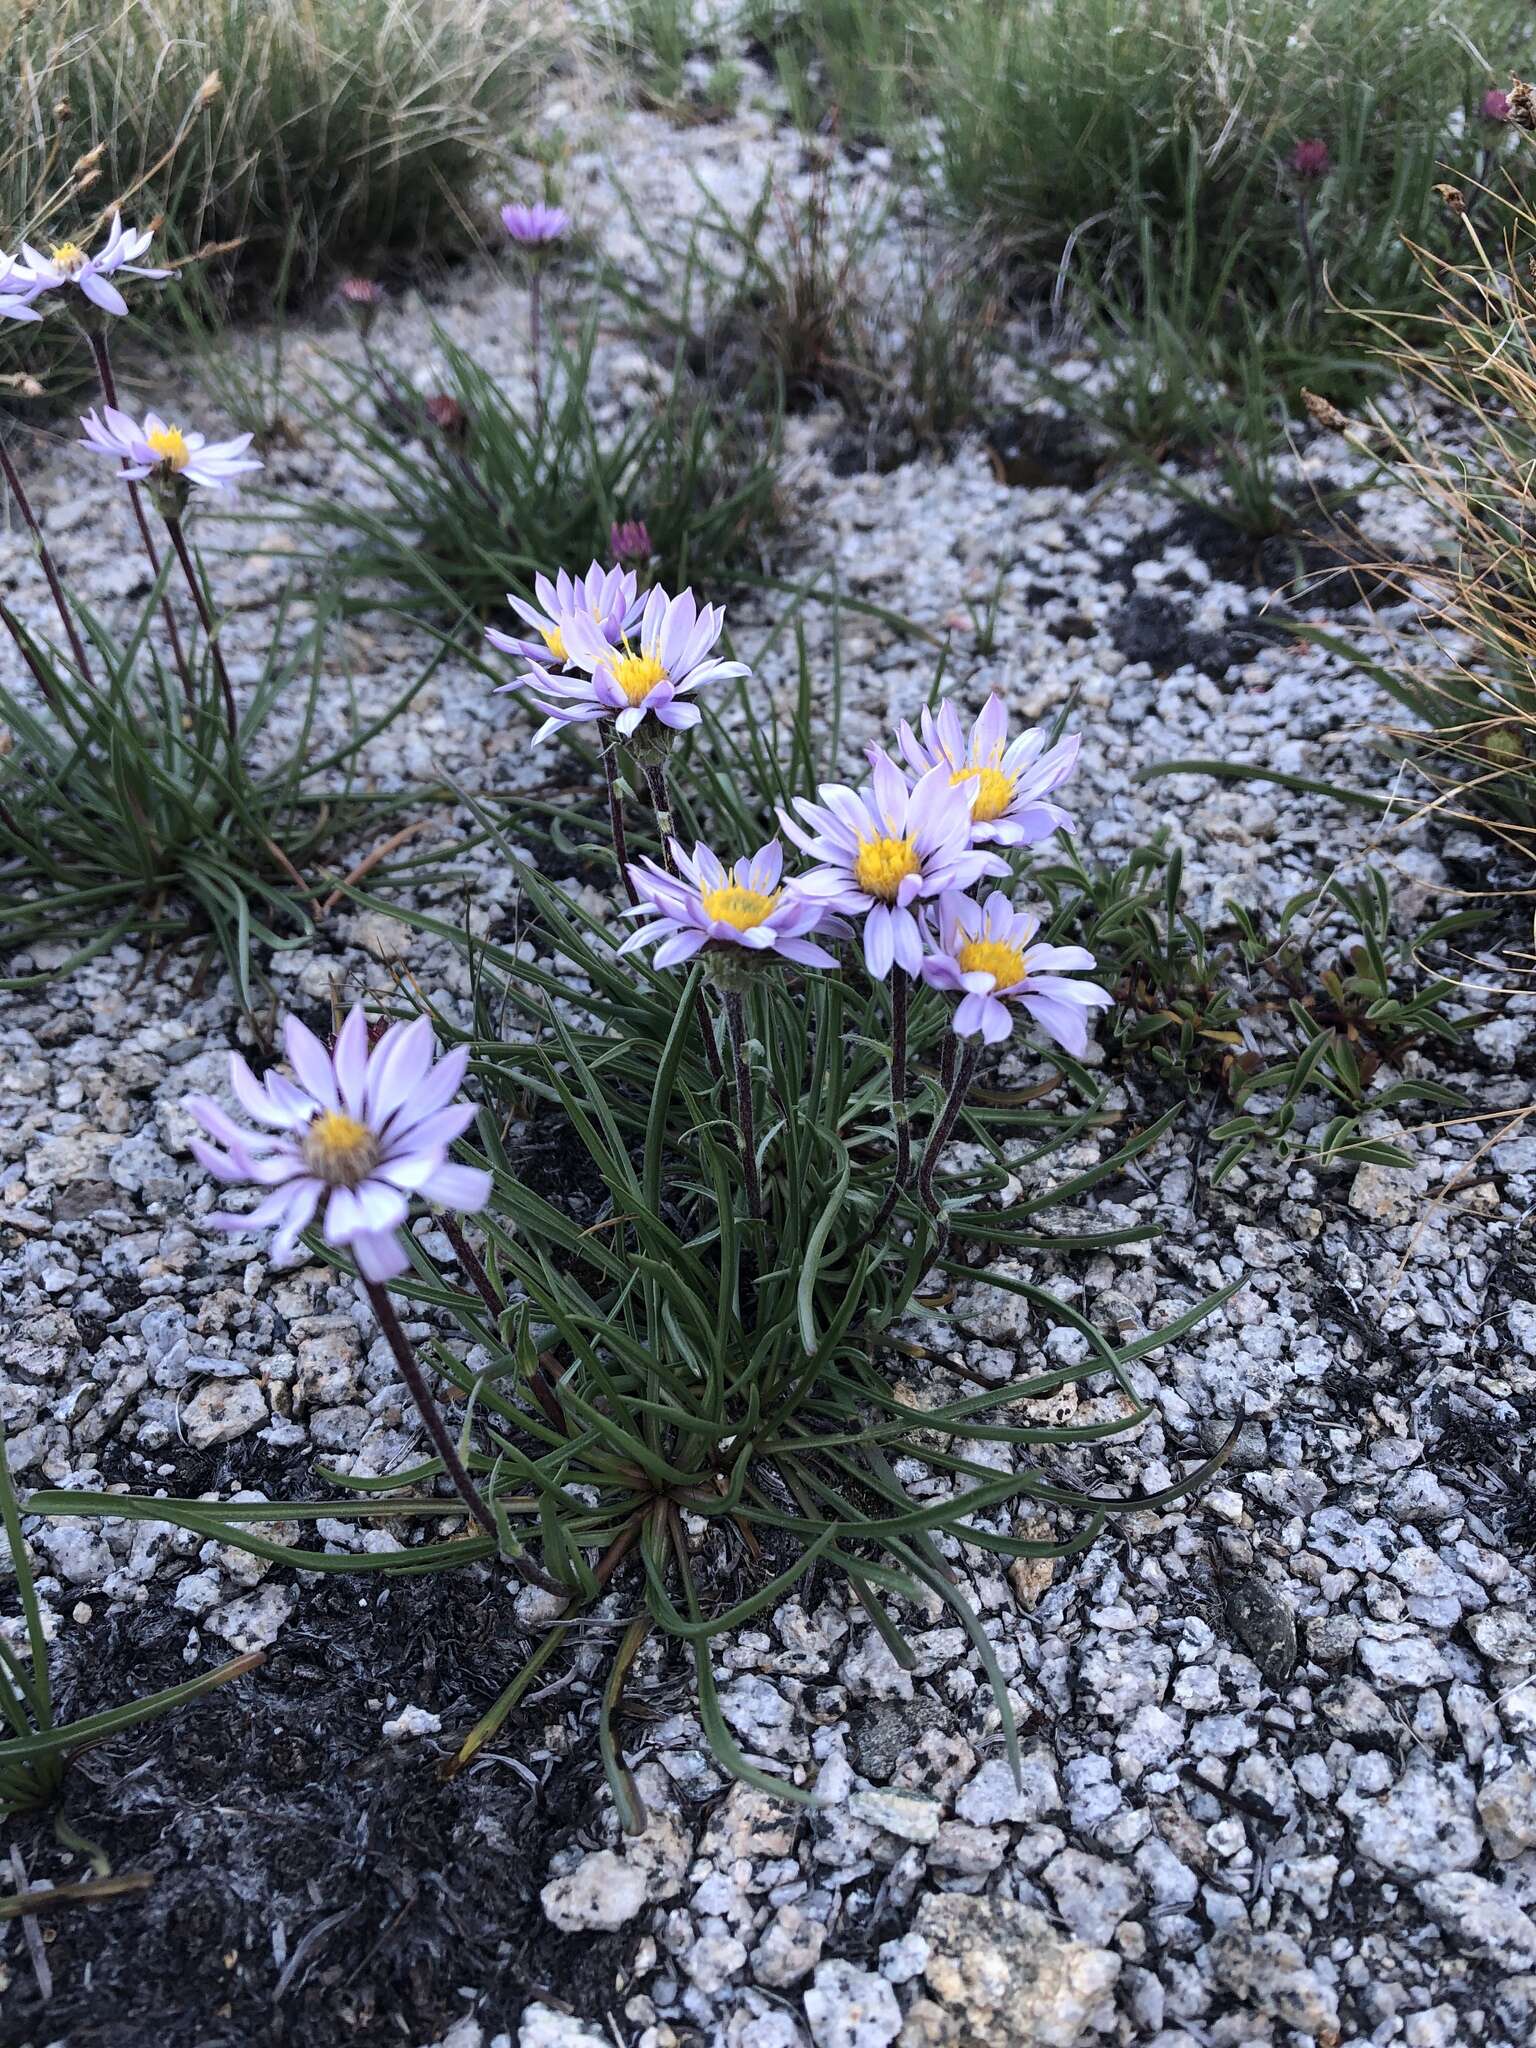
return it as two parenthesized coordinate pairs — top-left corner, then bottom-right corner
(739, 0), (941, 140)
(911, 0), (1533, 514)
(270, 311), (783, 624)
(0, 0), (555, 312)
(935, 0), (1530, 380)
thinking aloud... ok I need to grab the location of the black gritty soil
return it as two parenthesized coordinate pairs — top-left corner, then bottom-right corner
(3, 1570), (639, 2048)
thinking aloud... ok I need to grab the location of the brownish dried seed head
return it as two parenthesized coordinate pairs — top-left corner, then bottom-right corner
(198, 71), (222, 105)
(1301, 388), (1351, 434)
(1434, 183), (1469, 216)
(1509, 77), (1536, 130)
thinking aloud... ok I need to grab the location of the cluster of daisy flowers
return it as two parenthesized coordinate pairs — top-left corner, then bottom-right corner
(488, 558), (1108, 1057)
(0, 213), (260, 499)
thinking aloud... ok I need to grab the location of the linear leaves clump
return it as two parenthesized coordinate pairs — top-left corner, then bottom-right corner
(27, 650), (1237, 1822)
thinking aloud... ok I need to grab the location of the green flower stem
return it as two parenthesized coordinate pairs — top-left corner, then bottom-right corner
(85, 328), (193, 708)
(434, 1212), (568, 1436)
(1296, 189), (1320, 335)
(724, 989), (764, 1222)
(853, 965), (911, 1249)
(601, 734), (639, 906)
(162, 513), (239, 747)
(528, 263), (544, 434)
(918, 1037), (980, 1224)
(363, 1275), (563, 1594)
(0, 438), (93, 690)
(643, 755), (724, 1082)
(642, 759), (677, 868)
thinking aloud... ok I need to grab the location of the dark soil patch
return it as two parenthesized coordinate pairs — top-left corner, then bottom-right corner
(1106, 589), (1268, 680)
(1116, 498), (1402, 613)
(982, 411), (1104, 492)
(4, 1572), (634, 2048)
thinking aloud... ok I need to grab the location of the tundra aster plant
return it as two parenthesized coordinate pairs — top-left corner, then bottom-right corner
(0, 234), (426, 1006)
(32, 592), (1238, 1828)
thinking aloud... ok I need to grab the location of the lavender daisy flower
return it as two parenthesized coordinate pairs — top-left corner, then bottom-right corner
(518, 583), (748, 744)
(501, 201), (570, 247)
(895, 693), (1081, 847)
(184, 1008), (492, 1283)
(79, 405), (263, 493)
(485, 561), (642, 680)
(0, 255), (43, 323)
(779, 753), (1007, 981)
(618, 838), (838, 972)
(17, 214), (169, 317)
(920, 891), (1111, 1053)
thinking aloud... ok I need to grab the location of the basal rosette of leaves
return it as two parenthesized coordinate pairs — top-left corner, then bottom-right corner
(24, 587), (1239, 1826)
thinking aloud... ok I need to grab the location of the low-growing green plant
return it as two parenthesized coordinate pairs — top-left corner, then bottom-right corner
(1038, 837), (1484, 1184)
(601, 0), (732, 116)
(936, 0), (1524, 316)
(22, 629), (1238, 1822)
(262, 276), (783, 623)
(0, 250), (434, 1004)
(629, 165), (999, 465)
(740, 0), (942, 141)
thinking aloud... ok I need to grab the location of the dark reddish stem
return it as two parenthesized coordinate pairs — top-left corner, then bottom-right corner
(163, 514), (239, 746)
(362, 1275), (566, 1592)
(86, 328), (193, 707)
(0, 438), (94, 686)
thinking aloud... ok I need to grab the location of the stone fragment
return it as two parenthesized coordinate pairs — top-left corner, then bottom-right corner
(1208, 1930), (1339, 2039)
(540, 1851), (647, 1933)
(183, 1377), (266, 1447)
(914, 1893), (1120, 2047)
(803, 1960), (902, 2048)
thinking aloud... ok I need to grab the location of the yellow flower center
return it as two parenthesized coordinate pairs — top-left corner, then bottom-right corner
(301, 1109), (380, 1188)
(853, 835), (921, 903)
(951, 763), (1016, 823)
(50, 241), (85, 273)
(700, 883), (781, 931)
(609, 650), (667, 705)
(146, 425), (190, 472)
(541, 624), (567, 662)
(957, 937), (1028, 986)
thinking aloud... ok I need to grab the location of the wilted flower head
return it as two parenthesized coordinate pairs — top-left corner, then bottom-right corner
(610, 518), (653, 563)
(501, 201), (570, 247)
(920, 891), (1111, 1053)
(895, 694), (1079, 848)
(779, 753), (1007, 981)
(16, 213), (169, 317)
(1484, 87), (1512, 123)
(423, 392), (469, 439)
(1288, 138), (1330, 182)
(1509, 78), (1536, 131)
(619, 839), (837, 974)
(338, 275), (385, 337)
(485, 560), (642, 679)
(0, 254), (43, 324)
(514, 583), (747, 745)
(184, 1008), (491, 1283)
(79, 405), (263, 494)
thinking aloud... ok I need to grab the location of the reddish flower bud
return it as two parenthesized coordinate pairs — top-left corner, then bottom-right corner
(1288, 138), (1330, 182)
(609, 519), (653, 563)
